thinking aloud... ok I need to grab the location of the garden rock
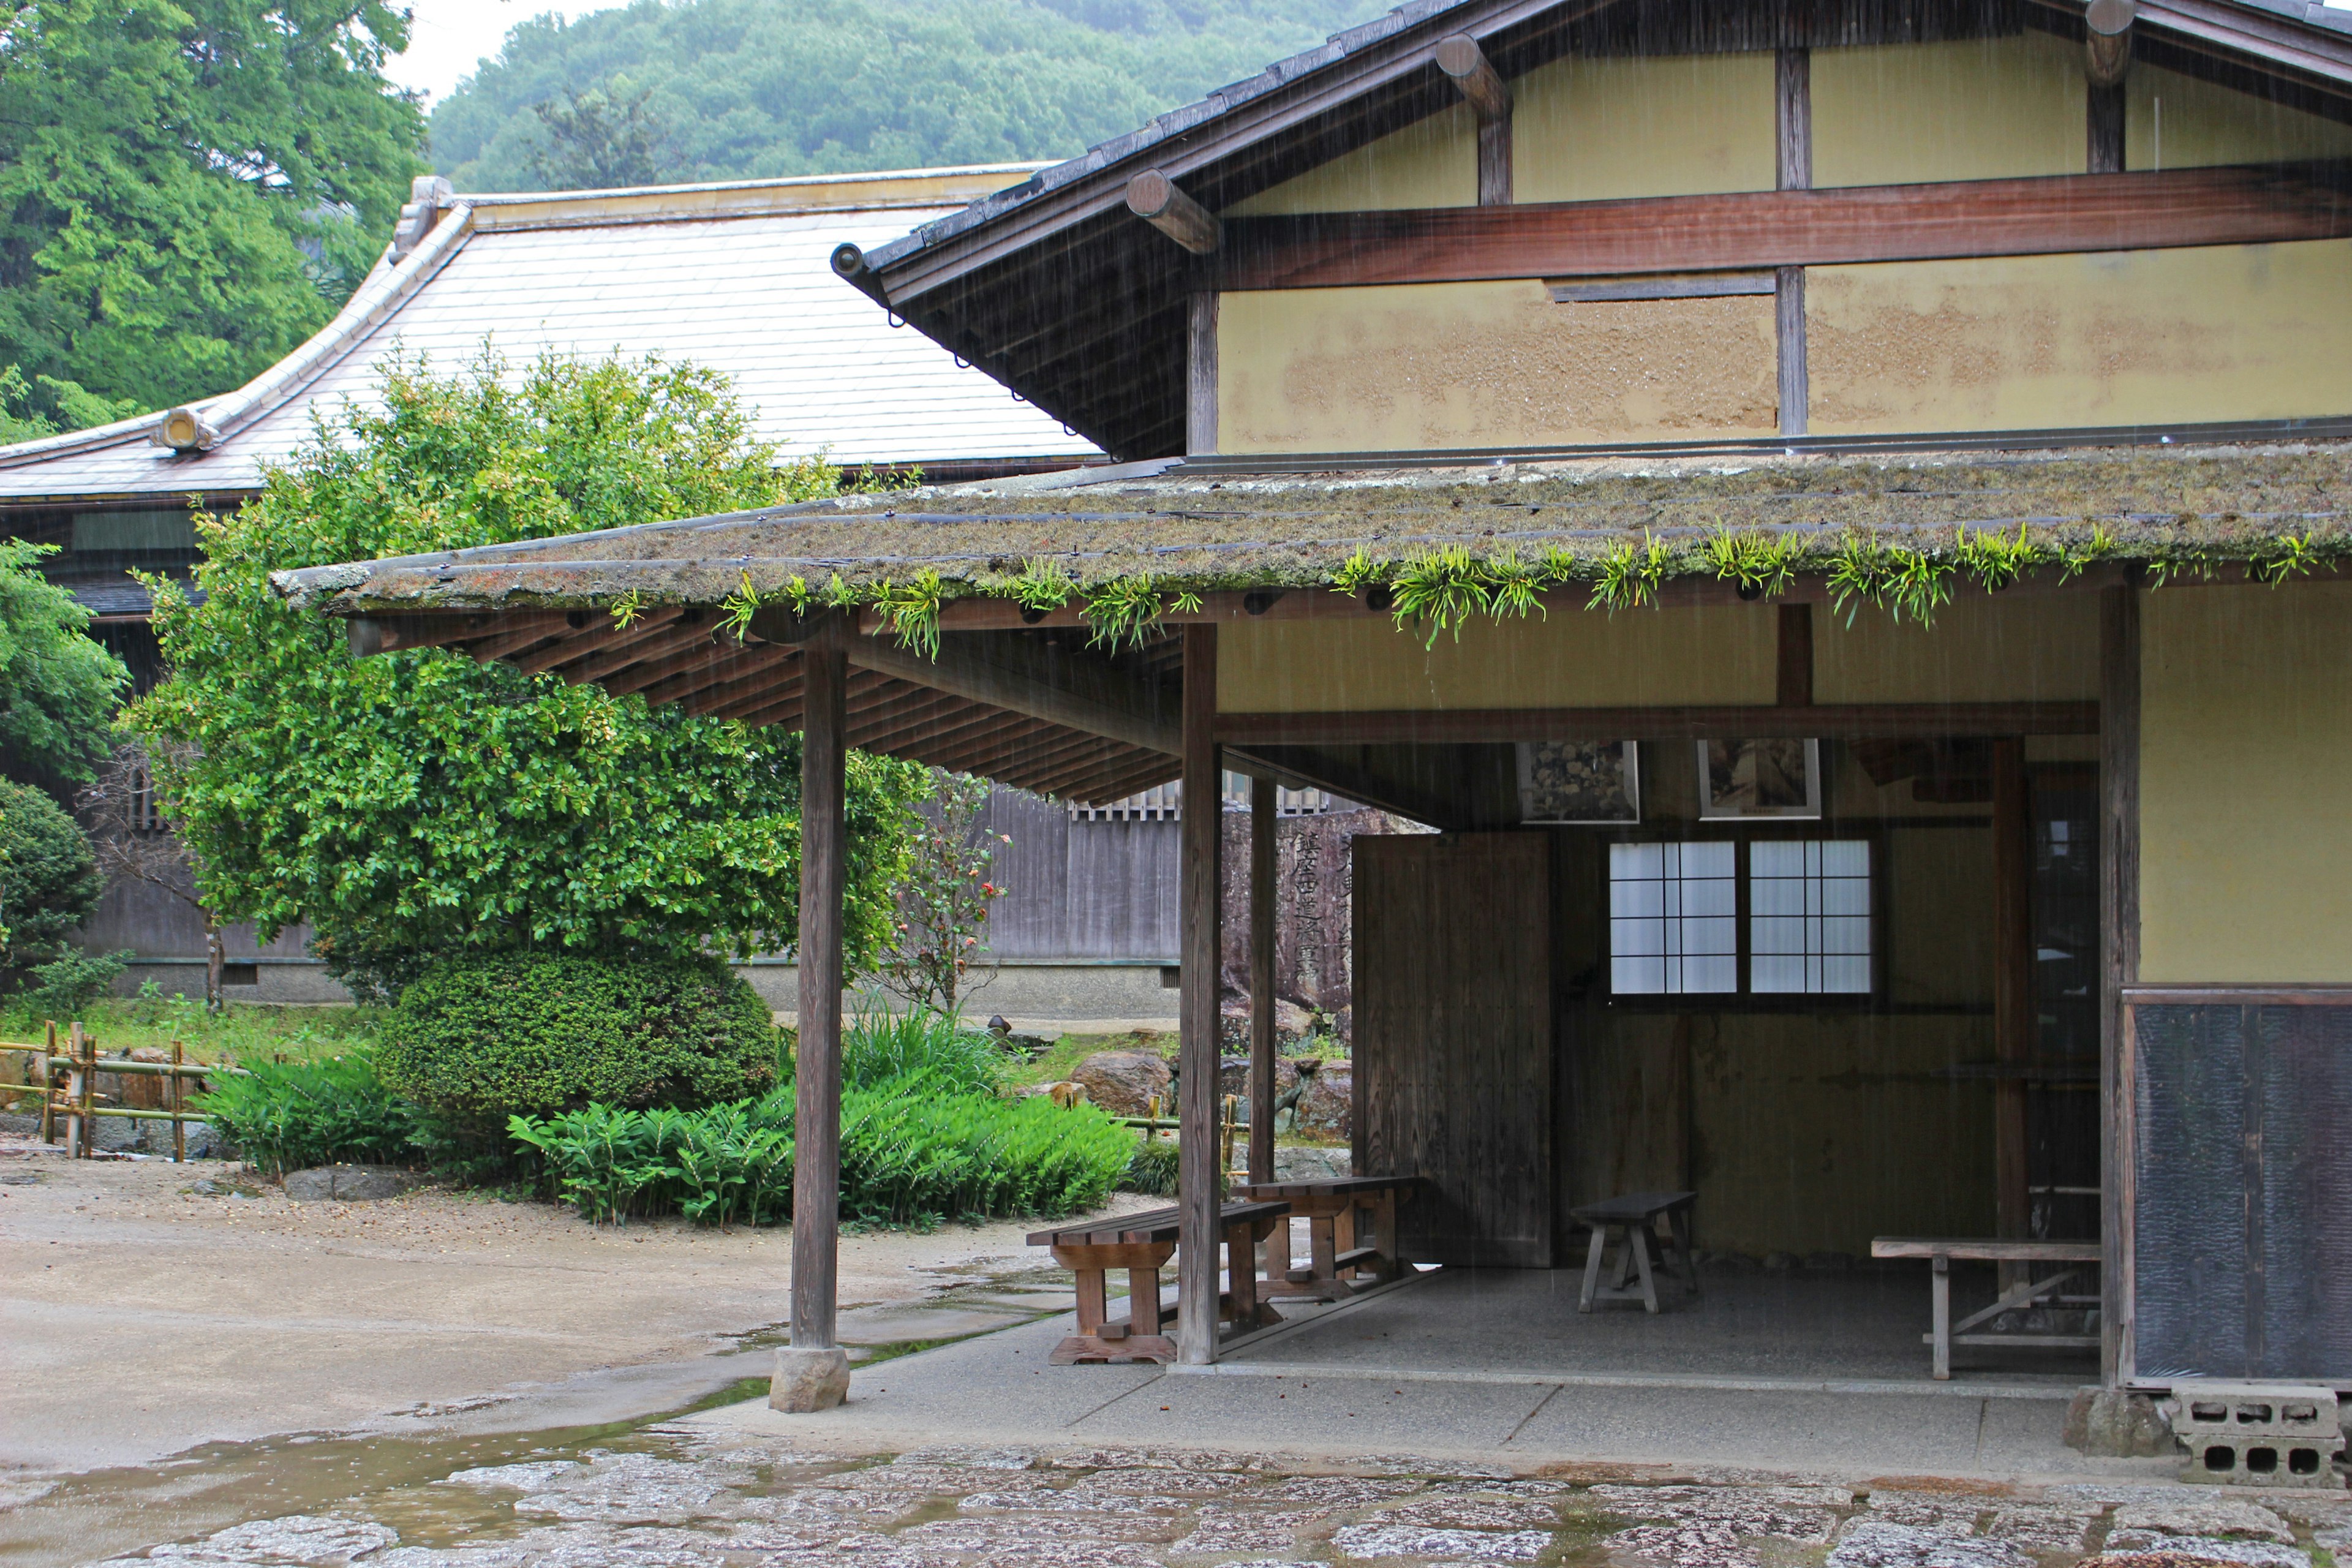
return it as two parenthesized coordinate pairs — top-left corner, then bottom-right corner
(2092, 1541), (2308, 1568)
(1829, 1523), (2030, 1568)
(2066, 1389), (2173, 1457)
(1217, 998), (1316, 1052)
(1275, 1144), (1351, 1180)
(2109, 1503), (2293, 1546)
(1294, 1066), (1352, 1137)
(1333, 1523), (1551, 1561)
(282, 1164), (420, 1202)
(1216, 1055), (1300, 1105)
(1070, 1052), (1172, 1117)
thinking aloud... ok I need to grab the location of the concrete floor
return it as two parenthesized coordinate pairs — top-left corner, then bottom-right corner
(1224, 1261), (2097, 1389)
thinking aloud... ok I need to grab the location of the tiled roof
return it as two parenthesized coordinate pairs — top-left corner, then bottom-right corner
(0, 168), (1099, 506)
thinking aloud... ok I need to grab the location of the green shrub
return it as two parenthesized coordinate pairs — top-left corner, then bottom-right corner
(21, 948), (130, 1019)
(1122, 1136), (1180, 1196)
(840, 1005), (1009, 1095)
(0, 779), (103, 973)
(381, 951), (779, 1120)
(194, 1050), (419, 1176)
(508, 1071), (1134, 1229)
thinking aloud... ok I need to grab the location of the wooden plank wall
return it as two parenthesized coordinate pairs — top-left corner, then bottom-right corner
(1354, 833), (1555, 1267)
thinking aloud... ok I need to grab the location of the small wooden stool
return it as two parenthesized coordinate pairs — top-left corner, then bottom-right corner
(1027, 1198), (1292, 1363)
(1572, 1190), (1698, 1314)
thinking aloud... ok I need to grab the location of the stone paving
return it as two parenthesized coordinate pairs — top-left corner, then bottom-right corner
(80, 1433), (2352, 1568)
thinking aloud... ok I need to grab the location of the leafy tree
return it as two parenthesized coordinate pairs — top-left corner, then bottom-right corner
(878, 769), (1007, 1014)
(428, 0), (1387, 191)
(128, 347), (929, 999)
(0, 539), (134, 792)
(530, 82), (682, 189)
(0, 778), (104, 975)
(0, 0), (426, 429)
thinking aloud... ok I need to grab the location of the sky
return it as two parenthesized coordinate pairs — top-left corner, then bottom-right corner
(386, 0), (613, 107)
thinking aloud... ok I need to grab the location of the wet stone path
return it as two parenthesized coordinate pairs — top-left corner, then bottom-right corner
(81, 1432), (2352, 1568)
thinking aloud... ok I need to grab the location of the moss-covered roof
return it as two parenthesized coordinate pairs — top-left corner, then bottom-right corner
(276, 439), (2352, 631)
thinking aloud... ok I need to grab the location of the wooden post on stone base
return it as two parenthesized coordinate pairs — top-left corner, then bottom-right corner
(1177, 624), (1223, 1366)
(774, 620), (852, 1414)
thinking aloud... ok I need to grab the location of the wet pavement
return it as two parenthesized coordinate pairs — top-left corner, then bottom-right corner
(20, 1425), (2350, 1568)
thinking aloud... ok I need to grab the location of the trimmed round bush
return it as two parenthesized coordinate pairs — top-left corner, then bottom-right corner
(380, 951), (780, 1118)
(0, 778), (103, 972)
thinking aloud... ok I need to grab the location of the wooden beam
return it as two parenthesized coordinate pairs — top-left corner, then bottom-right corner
(1777, 47), (1811, 193)
(597, 635), (733, 696)
(1776, 604), (1814, 708)
(518, 607), (684, 676)
(549, 614), (715, 685)
(1436, 34), (1512, 206)
(636, 646), (786, 709)
(1188, 291), (1218, 456)
(1992, 735), (2034, 1286)
(1213, 164), (2352, 290)
(2087, 0), (2136, 87)
(1224, 742), (1467, 830)
(755, 614), (1181, 755)
(1248, 774), (1277, 1188)
(2098, 581), (2142, 1389)
(1127, 170), (1223, 255)
(1219, 702), (2098, 747)
(344, 611), (569, 657)
(1177, 623), (1221, 1366)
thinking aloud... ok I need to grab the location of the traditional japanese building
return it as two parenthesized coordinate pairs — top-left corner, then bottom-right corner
(282, 0), (2352, 1419)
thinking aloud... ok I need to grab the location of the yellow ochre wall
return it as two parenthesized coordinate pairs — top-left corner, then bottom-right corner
(1814, 592), (2100, 704)
(1217, 282), (1777, 452)
(1808, 241), (2352, 435)
(1813, 32), (2086, 186)
(2128, 63), (2352, 170)
(1513, 53), (1775, 202)
(2140, 582), (2352, 984)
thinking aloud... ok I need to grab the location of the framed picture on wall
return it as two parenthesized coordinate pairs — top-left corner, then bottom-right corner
(1517, 740), (1641, 824)
(1697, 738), (1822, 820)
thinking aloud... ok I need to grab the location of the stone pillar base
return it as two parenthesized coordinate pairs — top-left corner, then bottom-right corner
(770, 1346), (851, 1413)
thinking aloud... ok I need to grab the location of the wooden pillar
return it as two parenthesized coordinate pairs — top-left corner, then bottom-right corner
(1249, 775), (1278, 1185)
(1436, 34), (1512, 206)
(1187, 292), (1219, 456)
(2098, 582), (2142, 1387)
(1775, 47), (1811, 439)
(777, 628), (852, 1411)
(1177, 624), (1223, 1365)
(1776, 603), (1813, 708)
(1992, 736), (2033, 1289)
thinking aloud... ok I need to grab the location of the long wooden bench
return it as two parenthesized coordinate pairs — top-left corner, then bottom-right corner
(1871, 1237), (2102, 1380)
(1232, 1175), (1420, 1300)
(1028, 1198), (1292, 1365)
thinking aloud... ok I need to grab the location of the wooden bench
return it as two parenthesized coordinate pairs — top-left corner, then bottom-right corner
(1232, 1175), (1421, 1300)
(1572, 1191), (1698, 1314)
(1871, 1237), (2102, 1380)
(1027, 1198), (1292, 1365)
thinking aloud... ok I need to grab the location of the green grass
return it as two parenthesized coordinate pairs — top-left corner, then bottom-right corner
(0, 993), (383, 1066)
(1003, 1028), (1175, 1091)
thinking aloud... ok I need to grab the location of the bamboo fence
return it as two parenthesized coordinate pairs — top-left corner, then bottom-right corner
(0, 1022), (246, 1161)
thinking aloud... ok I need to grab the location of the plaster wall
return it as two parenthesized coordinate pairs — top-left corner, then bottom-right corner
(2127, 62), (2352, 170)
(1811, 32), (2084, 187)
(1218, 605), (1779, 712)
(1217, 281), (1777, 453)
(2139, 581), (2352, 984)
(1226, 104), (1477, 216)
(1808, 241), (2352, 434)
(1512, 52), (1775, 202)
(1813, 590), (2101, 704)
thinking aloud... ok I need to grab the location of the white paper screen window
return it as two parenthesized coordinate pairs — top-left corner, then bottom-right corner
(1608, 841), (1737, 994)
(1749, 839), (1872, 993)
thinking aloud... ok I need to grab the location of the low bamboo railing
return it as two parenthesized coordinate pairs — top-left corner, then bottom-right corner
(1, 1022), (247, 1161)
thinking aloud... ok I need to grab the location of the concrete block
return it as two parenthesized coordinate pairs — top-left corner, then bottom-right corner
(2165, 1382), (2343, 1488)
(769, 1346), (850, 1413)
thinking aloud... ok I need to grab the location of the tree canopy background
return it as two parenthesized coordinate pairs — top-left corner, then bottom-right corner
(0, 0), (426, 434)
(429, 0), (1385, 190)
(0, 540), (134, 796)
(128, 349), (929, 1001)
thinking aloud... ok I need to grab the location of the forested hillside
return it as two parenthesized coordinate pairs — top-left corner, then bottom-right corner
(429, 0), (1389, 191)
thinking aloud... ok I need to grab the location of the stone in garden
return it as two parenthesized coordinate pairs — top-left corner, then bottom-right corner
(1216, 1053), (1301, 1104)
(2089, 1542), (2309, 1568)
(2110, 1502), (2294, 1545)
(1985, 1506), (2101, 1551)
(282, 1164), (418, 1202)
(1274, 1144), (1352, 1180)
(1218, 998), (1316, 1050)
(1068, 1051), (1172, 1117)
(1295, 1065), (1352, 1136)
(2066, 1388), (2174, 1456)
(771, 1346), (851, 1413)
(1333, 1522), (1552, 1560)
(1826, 1521), (2030, 1568)
(150, 1513), (399, 1563)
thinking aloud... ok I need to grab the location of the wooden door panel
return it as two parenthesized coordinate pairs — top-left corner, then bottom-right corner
(1355, 834), (1553, 1267)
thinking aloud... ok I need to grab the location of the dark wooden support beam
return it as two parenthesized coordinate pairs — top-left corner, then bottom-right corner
(1127, 170), (1223, 255)
(909, 714), (1065, 778)
(1177, 624), (1222, 1366)
(1248, 774), (1277, 1188)
(755, 613), (1180, 755)
(597, 635), (733, 696)
(518, 608), (684, 676)
(1436, 34), (1512, 206)
(637, 646), (786, 709)
(1777, 603), (1814, 708)
(1220, 701), (2097, 748)
(1224, 743), (1468, 830)
(1215, 164), (2352, 291)
(1992, 736), (2034, 1287)
(846, 688), (981, 751)
(776, 618), (849, 1412)
(1073, 750), (1181, 805)
(1188, 291), (1218, 456)
(1018, 731), (1153, 797)
(548, 615), (715, 685)
(2098, 581), (2142, 1388)
(2087, 0), (2134, 173)
(344, 611), (570, 658)
(461, 620), (572, 665)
